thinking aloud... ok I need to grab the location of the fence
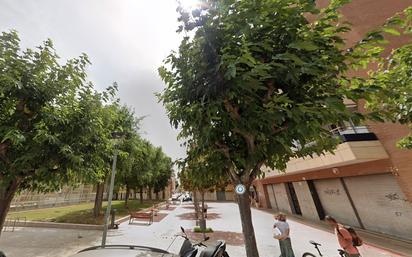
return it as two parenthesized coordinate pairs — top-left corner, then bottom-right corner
(10, 185), (96, 211)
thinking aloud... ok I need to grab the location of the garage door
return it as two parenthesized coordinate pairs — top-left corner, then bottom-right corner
(314, 178), (360, 227)
(266, 185), (278, 210)
(273, 183), (292, 213)
(344, 174), (412, 239)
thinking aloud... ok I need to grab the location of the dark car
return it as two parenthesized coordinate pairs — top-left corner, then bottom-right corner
(182, 195), (192, 202)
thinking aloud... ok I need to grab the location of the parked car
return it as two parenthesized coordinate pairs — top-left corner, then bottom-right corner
(171, 193), (182, 201)
(182, 194), (192, 202)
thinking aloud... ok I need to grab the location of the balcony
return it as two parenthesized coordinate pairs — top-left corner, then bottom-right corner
(264, 126), (389, 176)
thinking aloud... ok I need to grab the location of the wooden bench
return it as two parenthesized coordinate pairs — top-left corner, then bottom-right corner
(128, 208), (153, 225)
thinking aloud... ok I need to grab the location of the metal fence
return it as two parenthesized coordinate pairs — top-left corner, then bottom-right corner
(10, 185), (96, 211)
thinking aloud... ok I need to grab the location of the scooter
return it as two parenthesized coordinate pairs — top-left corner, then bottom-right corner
(168, 227), (230, 257)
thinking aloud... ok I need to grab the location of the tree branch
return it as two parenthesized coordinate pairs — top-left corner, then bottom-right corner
(0, 141), (10, 165)
(223, 99), (241, 121)
(263, 80), (275, 104)
(271, 123), (288, 135)
(215, 141), (230, 159)
(249, 160), (265, 181)
(232, 128), (256, 154)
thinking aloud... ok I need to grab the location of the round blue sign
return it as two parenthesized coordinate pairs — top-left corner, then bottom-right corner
(235, 184), (246, 195)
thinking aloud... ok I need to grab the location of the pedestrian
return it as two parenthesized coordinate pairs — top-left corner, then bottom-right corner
(325, 215), (361, 257)
(273, 212), (295, 257)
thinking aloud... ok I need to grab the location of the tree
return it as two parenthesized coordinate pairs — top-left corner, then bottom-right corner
(152, 150), (173, 200)
(357, 7), (412, 148)
(0, 31), (112, 233)
(158, 1), (378, 256)
(92, 100), (119, 218)
(180, 148), (229, 232)
(111, 106), (143, 206)
(143, 146), (173, 201)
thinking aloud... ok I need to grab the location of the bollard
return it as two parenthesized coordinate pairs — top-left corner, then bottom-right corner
(110, 209), (117, 229)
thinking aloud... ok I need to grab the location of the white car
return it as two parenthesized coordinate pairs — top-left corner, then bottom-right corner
(70, 245), (176, 257)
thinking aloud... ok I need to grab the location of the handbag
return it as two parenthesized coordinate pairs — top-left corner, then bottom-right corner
(273, 227), (282, 238)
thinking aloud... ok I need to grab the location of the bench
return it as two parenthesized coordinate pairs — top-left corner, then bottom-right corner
(127, 208), (153, 225)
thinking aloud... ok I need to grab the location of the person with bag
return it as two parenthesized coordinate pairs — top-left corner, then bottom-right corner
(273, 213), (295, 257)
(325, 215), (362, 257)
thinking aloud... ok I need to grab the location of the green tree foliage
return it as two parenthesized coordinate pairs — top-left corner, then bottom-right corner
(0, 31), (115, 232)
(355, 7), (412, 148)
(157, 1), (387, 256)
(179, 148), (229, 230)
(116, 134), (173, 205)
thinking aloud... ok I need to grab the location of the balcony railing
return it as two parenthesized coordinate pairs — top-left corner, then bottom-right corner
(330, 125), (378, 142)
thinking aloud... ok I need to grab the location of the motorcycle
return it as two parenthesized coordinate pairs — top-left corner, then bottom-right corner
(168, 227), (230, 257)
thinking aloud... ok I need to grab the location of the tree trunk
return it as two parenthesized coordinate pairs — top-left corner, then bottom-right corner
(155, 191), (159, 200)
(192, 190), (200, 220)
(0, 179), (20, 236)
(200, 190), (207, 239)
(93, 182), (105, 218)
(125, 184), (130, 207)
(237, 189), (260, 257)
(148, 187), (152, 201)
(139, 187), (143, 204)
(162, 190), (166, 200)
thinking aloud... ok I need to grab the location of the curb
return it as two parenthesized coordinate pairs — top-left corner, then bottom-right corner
(115, 215), (130, 224)
(12, 220), (104, 230)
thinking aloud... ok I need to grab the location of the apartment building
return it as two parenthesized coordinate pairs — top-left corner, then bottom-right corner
(254, 0), (412, 240)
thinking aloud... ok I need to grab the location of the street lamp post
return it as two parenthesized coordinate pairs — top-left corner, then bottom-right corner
(101, 131), (125, 248)
(101, 149), (118, 248)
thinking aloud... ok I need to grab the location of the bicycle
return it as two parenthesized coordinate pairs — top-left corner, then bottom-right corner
(302, 240), (346, 257)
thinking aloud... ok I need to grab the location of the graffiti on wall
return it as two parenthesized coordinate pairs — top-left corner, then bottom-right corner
(324, 188), (341, 196)
(385, 193), (408, 203)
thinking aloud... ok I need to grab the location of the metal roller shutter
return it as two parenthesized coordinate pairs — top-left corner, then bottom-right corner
(266, 185), (278, 210)
(344, 174), (412, 239)
(314, 178), (360, 227)
(292, 181), (319, 221)
(273, 183), (292, 213)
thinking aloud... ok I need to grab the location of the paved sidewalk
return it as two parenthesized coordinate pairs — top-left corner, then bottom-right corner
(0, 227), (101, 257)
(260, 208), (412, 257)
(1, 202), (409, 257)
(104, 202), (410, 257)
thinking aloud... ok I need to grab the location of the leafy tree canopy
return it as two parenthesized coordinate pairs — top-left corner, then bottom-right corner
(0, 30), (115, 192)
(354, 7), (412, 148)
(159, 0), (367, 186)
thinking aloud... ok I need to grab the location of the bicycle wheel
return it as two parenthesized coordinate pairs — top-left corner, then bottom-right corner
(302, 253), (317, 257)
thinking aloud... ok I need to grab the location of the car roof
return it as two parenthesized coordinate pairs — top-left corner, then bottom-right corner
(70, 245), (177, 257)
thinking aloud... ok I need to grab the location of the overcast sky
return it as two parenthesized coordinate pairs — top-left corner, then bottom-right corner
(0, 0), (188, 161)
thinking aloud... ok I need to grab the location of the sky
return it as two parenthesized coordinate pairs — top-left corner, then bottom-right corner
(0, 0), (189, 161)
